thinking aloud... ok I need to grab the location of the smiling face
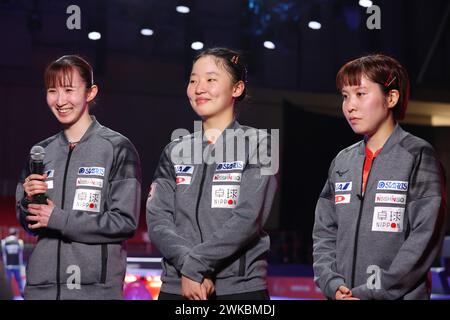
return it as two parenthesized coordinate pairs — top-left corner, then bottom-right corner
(46, 67), (96, 128)
(341, 76), (396, 137)
(187, 55), (244, 122)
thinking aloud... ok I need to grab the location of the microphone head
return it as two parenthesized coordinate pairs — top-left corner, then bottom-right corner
(30, 145), (45, 161)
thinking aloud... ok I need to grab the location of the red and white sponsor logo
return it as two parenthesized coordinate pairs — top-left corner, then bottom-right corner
(335, 194), (351, 204)
(375, 193), (406, 204)
(212, 173), (241, 182)
(76, 177), (103, 188)
(176, 176), (192, 185)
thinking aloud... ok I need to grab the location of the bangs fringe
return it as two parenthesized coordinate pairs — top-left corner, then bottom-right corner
(336, 62), (365, 91)
(45, 64), (75, 89)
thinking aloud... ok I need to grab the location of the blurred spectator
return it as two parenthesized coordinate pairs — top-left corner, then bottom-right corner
(1, 228), (25, 296)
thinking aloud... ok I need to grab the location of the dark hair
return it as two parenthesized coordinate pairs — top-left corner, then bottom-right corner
(336, 54), (410, 120)
(45, 55), (94, 90)
(193, 47), (248, 101)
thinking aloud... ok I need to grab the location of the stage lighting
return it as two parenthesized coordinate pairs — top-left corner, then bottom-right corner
(176, 5), (190, 14)
(140, 28), (154, 36)
(263, 41), (276, 49)
(359, 0), (373, 8)
(191, 41), (204, 50)
(308, 21), (321, 30)
(88, 31), (101, 40)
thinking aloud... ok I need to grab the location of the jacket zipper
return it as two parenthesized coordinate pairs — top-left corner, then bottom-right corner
(350, 157), (377, 288)
(56, 146), (74, 300)
(195, 164), (207, 242)
(100, 244), (108, 283)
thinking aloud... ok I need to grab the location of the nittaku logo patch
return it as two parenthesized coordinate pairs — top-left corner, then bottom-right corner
(78, 167), (105, 176)
(377, 181), (408, 191)
(213, 173), (242, 182)
(174, 165), (194, 174)
(372, 206), (404, 233)
(216, 161), (244, 171)
(335, 194), (351, 204)
(335, 182), (352, 192)
(46, 170), (54, 178)
(176, 176), (192, 185)
(211, 185), (240, 208)
(375, 193), (406, 205)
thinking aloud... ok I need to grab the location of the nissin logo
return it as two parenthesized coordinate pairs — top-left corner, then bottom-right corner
(375, 193), (406, 204)
(213, 173), (241, 182)
(377, 181), (408, 191)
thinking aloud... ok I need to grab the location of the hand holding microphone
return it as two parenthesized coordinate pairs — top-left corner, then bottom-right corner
(23, 146), (55, 229)
(23, 174), (48, 201)
(23, 146), (48, 204)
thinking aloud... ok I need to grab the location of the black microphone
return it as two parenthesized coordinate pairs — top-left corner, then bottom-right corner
(29, 145), (48, 204)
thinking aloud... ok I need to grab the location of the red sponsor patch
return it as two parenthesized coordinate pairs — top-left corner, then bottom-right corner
(176, 177), (186, 184)
(335, 194), (351, 204)
(176, 176), (192, 185)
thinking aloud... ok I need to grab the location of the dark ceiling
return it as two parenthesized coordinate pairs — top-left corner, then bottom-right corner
(0, 0), (449, 101)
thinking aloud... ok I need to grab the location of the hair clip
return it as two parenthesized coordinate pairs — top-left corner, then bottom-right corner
(384, 73), (397, 87)
(231, 55), (239, 64)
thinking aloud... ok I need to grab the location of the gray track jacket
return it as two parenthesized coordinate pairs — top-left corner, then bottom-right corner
(313, 124), (447, 300)
(147, 120), (278, 296)
(16, 117), (141, 300)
